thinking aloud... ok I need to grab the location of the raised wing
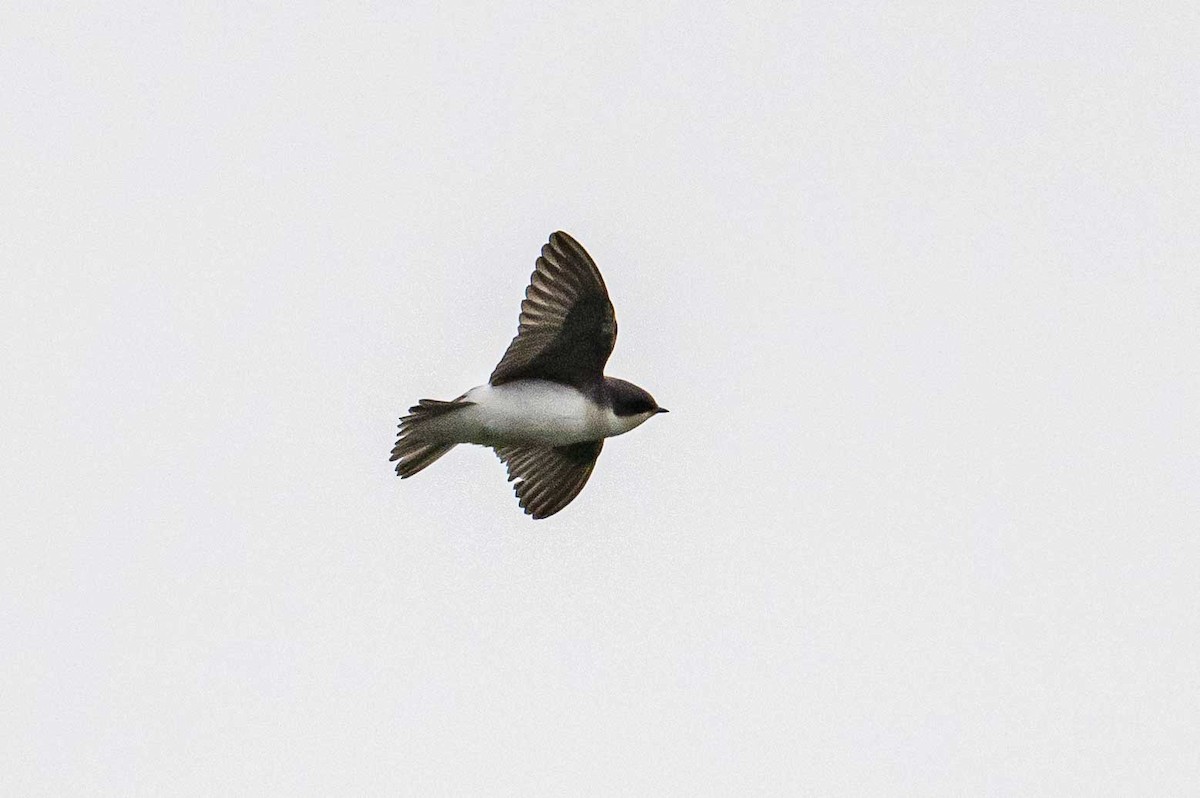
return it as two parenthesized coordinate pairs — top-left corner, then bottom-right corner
(493, 440), (604, 519)
(489, 232), (617, 391)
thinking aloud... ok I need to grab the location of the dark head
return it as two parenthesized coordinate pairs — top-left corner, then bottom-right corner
(605, 377), (668, 418)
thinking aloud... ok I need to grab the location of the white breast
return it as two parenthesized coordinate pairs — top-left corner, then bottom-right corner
(452, 381), (608, 447)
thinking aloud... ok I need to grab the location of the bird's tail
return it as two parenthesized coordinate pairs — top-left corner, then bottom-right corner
(390, 398), (474, 478)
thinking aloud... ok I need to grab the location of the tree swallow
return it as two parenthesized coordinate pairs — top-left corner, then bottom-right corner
(390, 231), (668, 519)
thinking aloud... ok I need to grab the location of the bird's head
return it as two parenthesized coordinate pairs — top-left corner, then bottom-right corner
(606, 377), (668, 432)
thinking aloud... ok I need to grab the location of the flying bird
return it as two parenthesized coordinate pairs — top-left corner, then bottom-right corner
(390, 231), (668, 519)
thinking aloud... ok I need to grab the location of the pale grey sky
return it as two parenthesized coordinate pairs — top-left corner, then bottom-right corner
(2, 2), (1198, 795)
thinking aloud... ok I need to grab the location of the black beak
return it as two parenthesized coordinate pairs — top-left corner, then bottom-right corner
(655, 407), (669, 414)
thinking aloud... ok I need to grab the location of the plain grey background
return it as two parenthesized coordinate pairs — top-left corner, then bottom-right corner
(2, 2), (1197, 795)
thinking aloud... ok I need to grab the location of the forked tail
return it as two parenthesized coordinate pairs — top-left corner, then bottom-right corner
(389, 398), (473, 478)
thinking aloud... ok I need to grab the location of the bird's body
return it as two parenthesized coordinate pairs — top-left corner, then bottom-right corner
(390, 232), (667, 519)
(415, 380), (640, 448)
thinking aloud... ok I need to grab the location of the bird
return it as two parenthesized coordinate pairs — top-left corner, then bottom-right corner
(390, 231), (668, 519)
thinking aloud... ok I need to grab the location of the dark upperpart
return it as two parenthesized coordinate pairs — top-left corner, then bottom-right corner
(604, 377), (668, 417)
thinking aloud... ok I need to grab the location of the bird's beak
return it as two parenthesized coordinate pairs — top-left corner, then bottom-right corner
(655, 407), (669, 414)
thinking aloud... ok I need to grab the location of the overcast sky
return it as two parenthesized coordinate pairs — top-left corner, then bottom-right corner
(3, 2), (1198, 795)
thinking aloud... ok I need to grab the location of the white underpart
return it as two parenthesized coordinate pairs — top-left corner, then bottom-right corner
(426, 380), (653, 447)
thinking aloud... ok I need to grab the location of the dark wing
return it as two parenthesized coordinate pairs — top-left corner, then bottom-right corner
(493, 440), (604, 519)
(489, 232), (617, 391)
